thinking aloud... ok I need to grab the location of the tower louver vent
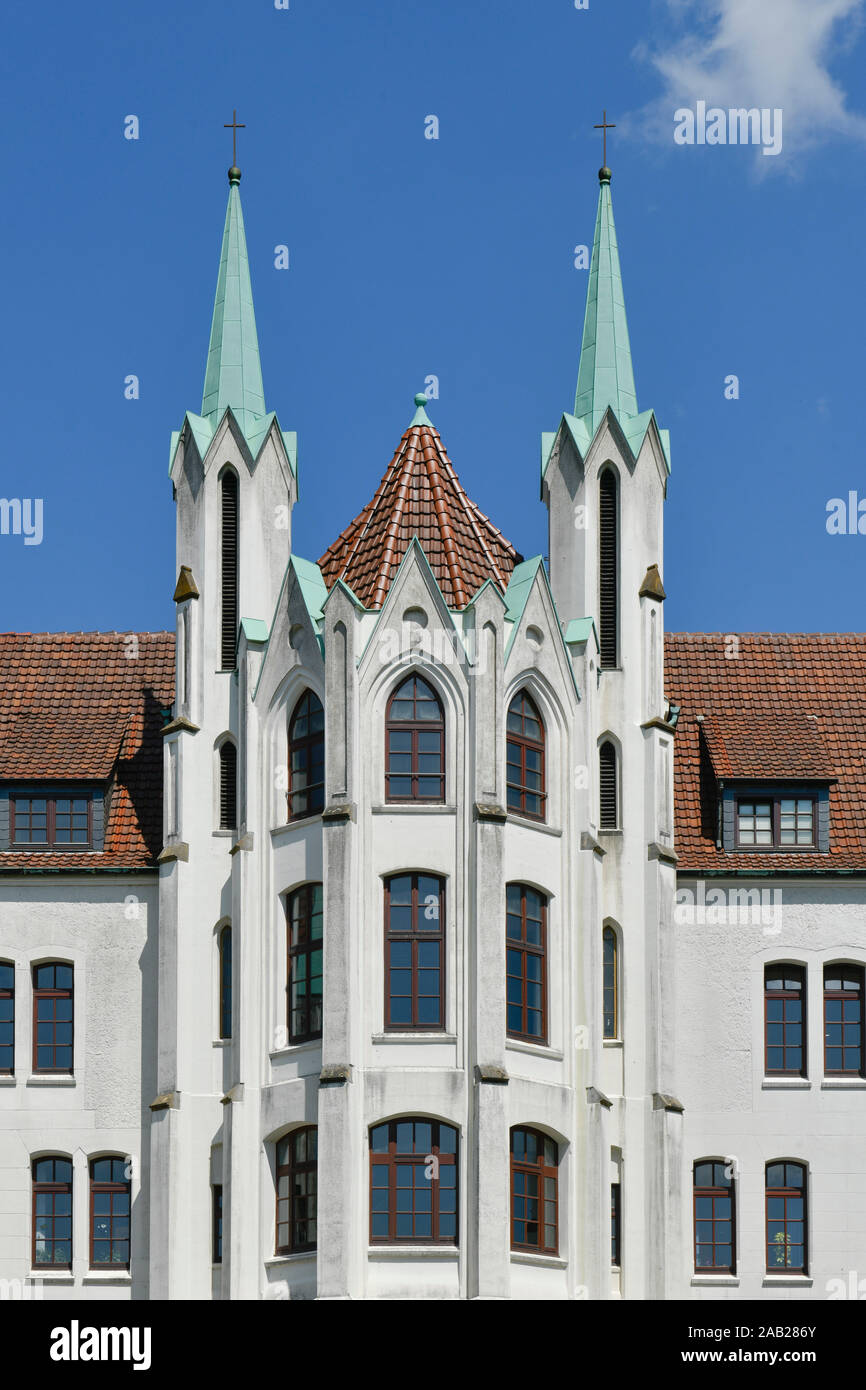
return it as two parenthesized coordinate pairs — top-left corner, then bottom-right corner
(220, 472), (239, 669)
(599, 471), (618, 668)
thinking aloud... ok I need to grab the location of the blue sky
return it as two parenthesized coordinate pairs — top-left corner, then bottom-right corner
(2, 0), (865, 635)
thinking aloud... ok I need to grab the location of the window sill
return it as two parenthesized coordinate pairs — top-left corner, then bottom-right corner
(367, 1245), (459, 1261)
(504, 814), (562, 838)
(372, 804), (455, 815)
(603, 1039), (623, 1049)
(213, 1039), (231, 1049)
(691, 1275), (740, 1287)
(30, 1270), (74, 1283)
(82, 1272), (132, 1284)
(0, 1076), (17, 1086)
(270, 1039), (323, 1059)
(510, 1251), (567, 1270)
(821, 1078), (866, 1089)
(264, 1252), (316, 1267)
(371, 1033), (457, 1045)
(761, 1078), (810, 1090)
(506, 1038), (564, 1061)
(212, 829), (234, 838)
(761, 1275), (812, 1287)
(271, 813), (323, 836)
(598, 828), (623, 837)
(26, 1075), (76, 1087)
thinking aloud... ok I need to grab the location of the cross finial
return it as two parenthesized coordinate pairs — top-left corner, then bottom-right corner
(593, 109), (616, 169)
(224, 109), (246, 180)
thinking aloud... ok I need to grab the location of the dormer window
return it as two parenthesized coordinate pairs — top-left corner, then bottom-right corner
(10, 793), (93, 848)
(736, 797), (816, 850)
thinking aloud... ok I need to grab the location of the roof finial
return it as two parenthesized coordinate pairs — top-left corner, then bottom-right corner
(410, 393), (433, 427)
(593, 108), (615, 182)
(224, 108), (245, 184)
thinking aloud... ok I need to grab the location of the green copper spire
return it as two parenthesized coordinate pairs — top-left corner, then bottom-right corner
(574, 168), (638, 433)
(201, 168), (266, 433)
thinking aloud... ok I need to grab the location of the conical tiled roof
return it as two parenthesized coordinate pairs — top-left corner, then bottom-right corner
(318, 401), (522, 609)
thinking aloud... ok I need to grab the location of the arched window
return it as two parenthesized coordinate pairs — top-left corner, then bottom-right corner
(32, 1156), (73, 1268)
(220, 470), (239, 670)
(90, 1157), (131, 1269)
(824, 964), (864, 1076)
(276, 1127), (318, 1254)
(506, 884), (547, 1043)
(765, 1162), (807, 1273)
(288, 691), (325, 820)
(599, 740), (618, 829)
(218, 926), (232, 1040)
(764, 965), (805, 1076)
(510, 1127), (558, 1255)
(693, 1160), (735, 1274)
(32, 963), (73, 1074)
(219, 740), (237, 830)
(370, 1119), (458, 1245)
(506, 690), (546, 820)
(286, 885), (323, 1043)
(385, 675), (444, 803)
(603, 925), (618, 1039)
(0, 962), (14, 1075)
(384, 874), (444, 1030)
(598, 469), (618, 668)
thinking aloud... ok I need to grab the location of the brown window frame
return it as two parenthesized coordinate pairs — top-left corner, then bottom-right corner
(735, 796), (817, 851)
(275, 1126), (318, 1255)
(369, 1119), (458, 1246)
(603, 925), (618, 1040)
(823, 964), (864, 1077)
(10, 792), (92, 849)
(765, 1162), (807, 1274)
(0, 961), (13, 1075)
(693, 1160), (736, 1275)
(385, 674), (445, 804)
(286, 884), (323, 1044)
(510, 1126), (559, 1255)
(32, 1156), (73, 1269)
(764, 965), (806, 1077)
(506, 884), (547, 1044)
(506, 690), (546, 821)
(32, 962), (74, 1074)
(384, 874), (445, 1032)
(288, 690), (325, 821)
(89, 1157), (131, 1269)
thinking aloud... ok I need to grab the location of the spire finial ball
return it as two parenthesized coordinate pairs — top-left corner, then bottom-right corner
(599, 166), (612, 184)
(228, 166), (242, 185)
(414, 393), (428, 407)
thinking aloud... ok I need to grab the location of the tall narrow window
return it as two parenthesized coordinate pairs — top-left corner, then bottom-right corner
(764, 966), (806, 1076)
(32, 963), (73, 1073)
(611, 1183), (621, 1267)
(220, 470), (239, 669)
(212, 1186), (223, 1264)
(32, 1157), (73, 1268)
(385, 675), (445, 803)
(598, 470), (618, 668)
(510, 1127), (558, 1255)
(506, 690), (546, 820)
(219, 741), (237, 829)
(824, 965), (864, 1076)
(90, 1157), (131, 1268)
(766, 1162), (807, 1273)
(693, 1160), (735, 1274)
(286, 885), (323, 1043)
(385, 874), (444, 1030)
(276, 1127), (318, 1254)
(506, 884), (547, 1043)
(603, 926), (618, 1039)
(599, 740), (618, 829)
(0, 963), (13, 1074)
(370, 1119), (458, 1245)
(288, 691), (325, 820)
(218, 926), (232, 1040)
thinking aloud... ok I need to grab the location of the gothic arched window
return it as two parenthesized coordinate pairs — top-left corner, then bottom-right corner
(218, 925), (232, 1040)
(599, 469), (618, 668)
(385, 675), (445, 803)
(603, 925), (618, 1039)
(599, 740), (618, 829)
(506, 690), (546, 820)
(220, 470), (239, 670)
(219, 740), (237, 830)
(288, 691), (325, 820)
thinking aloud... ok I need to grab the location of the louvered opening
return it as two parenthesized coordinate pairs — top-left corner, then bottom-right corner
(220, 471), (239, 669)
(599, 471), (618, 668)
(219, 741), (237, 829)
(599, 740), (618, 829)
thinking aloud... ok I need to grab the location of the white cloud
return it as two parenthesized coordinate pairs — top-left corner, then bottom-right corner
(632, 0), (866, 168)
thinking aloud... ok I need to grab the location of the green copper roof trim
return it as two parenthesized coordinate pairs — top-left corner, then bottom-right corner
(168, 408), (297, 479)
(540, 406), (670, 486)
(409, 393), (434, 428)
(201, 180), (266, 434)
(574, 176), (637, 432)
(564, 617), (599, 650)
(240, 616), (270, 643)
(292, 555), (329, 628)
(502, 557), (579, 699)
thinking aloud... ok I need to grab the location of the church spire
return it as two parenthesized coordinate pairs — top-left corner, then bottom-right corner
(573, 166), (638, 433)
(201, 163), (266, 434)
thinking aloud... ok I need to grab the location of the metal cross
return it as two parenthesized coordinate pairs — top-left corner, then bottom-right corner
(594, 110), (616, 166)
(224, 109), (246, 166)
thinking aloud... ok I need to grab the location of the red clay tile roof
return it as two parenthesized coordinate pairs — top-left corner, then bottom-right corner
(318, 420), (522, 608)
(0, 632), (175, 870)
(665, 633), (866, 872)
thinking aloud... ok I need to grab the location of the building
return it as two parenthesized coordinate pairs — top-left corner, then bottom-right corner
(1, 152), (864, 1301)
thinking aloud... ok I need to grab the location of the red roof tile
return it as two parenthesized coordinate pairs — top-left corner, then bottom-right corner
(318, 421), (522, 608)
(0, 632), (175, 870)
(665, 633), (866, 872)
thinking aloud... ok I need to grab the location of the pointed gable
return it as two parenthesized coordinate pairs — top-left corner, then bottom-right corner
(318, 398), (522, 609)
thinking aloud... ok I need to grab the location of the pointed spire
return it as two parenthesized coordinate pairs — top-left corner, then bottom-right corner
(201, 167), (266, 433)
(574, 167), (638, 433)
